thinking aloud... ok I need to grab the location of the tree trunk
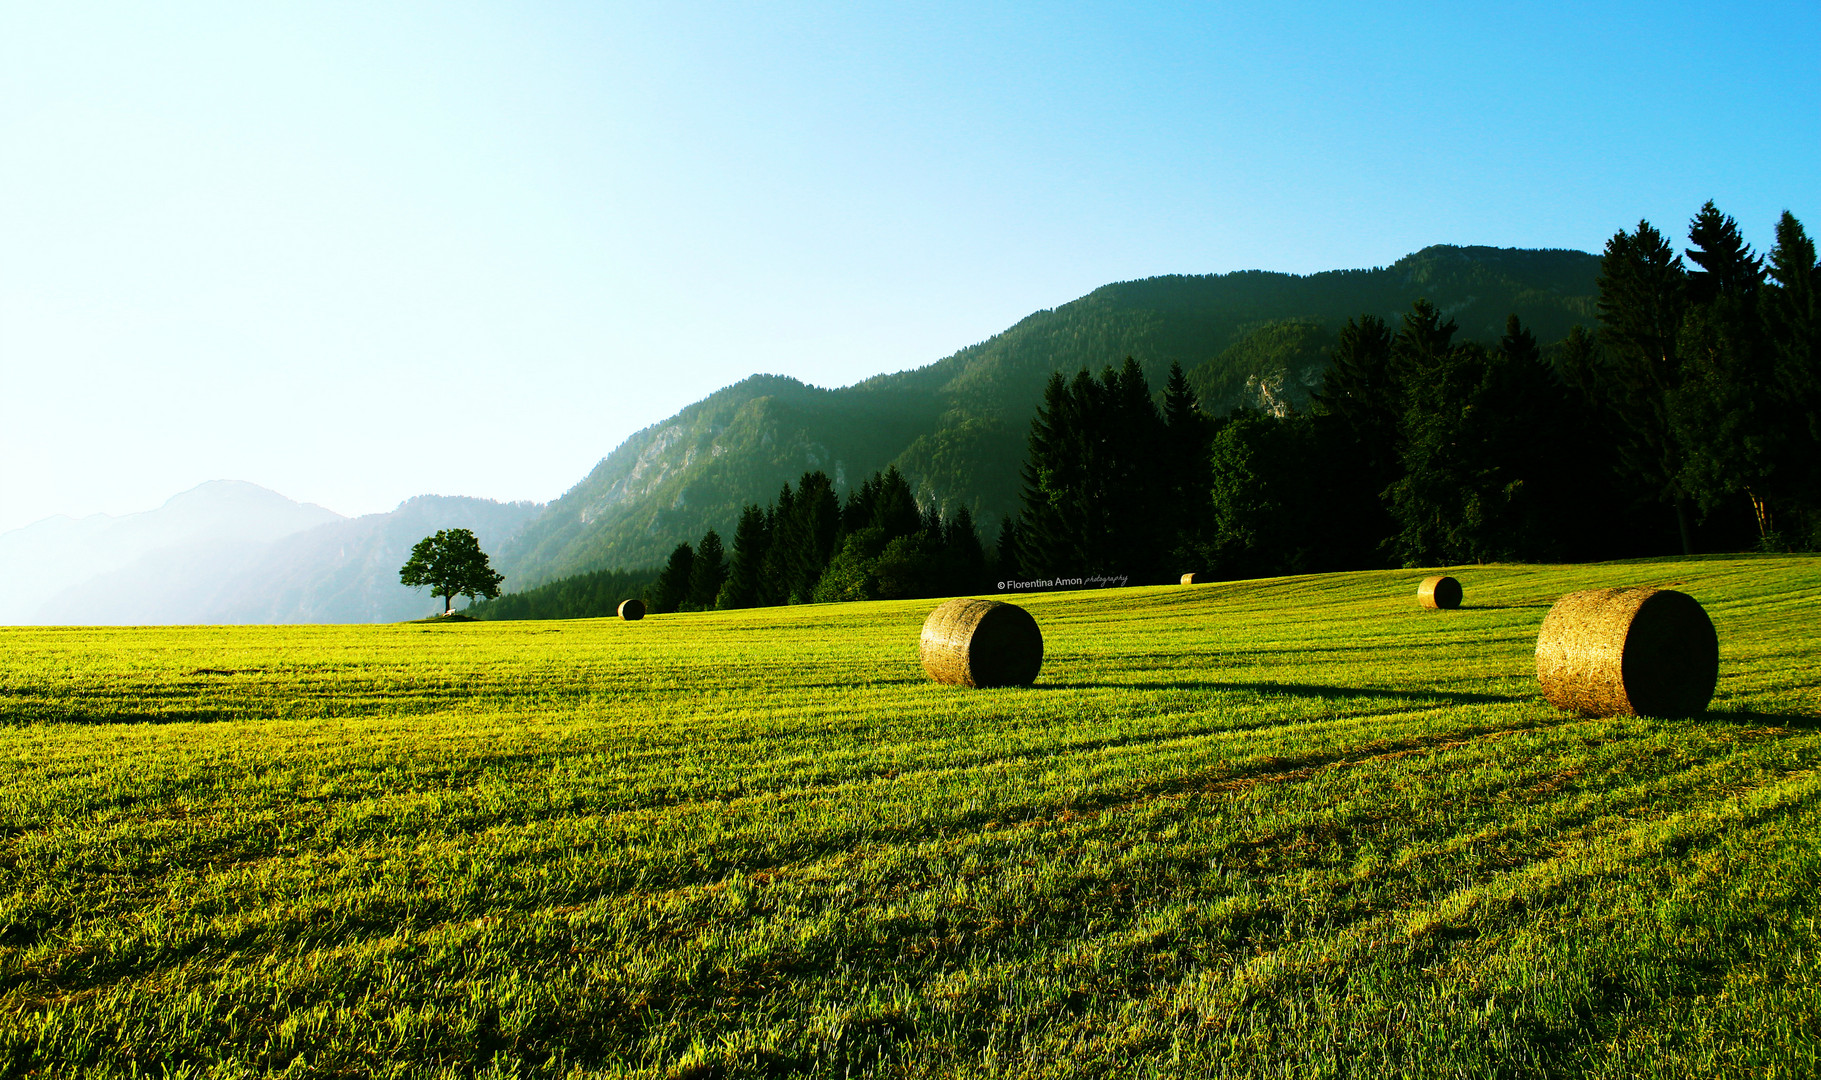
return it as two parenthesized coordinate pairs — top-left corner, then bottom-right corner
(1674, 498), (1695, 556)
(443, 591), (453, 614)
(1747, 489), (1773, 543)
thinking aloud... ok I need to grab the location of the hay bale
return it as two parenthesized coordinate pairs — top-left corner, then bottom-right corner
(1535, 587), (1718, 717)
(920, 598), (1043, 688)
(1417, 575), (1462, 610)
(1180, 573), (1202, 585)
(617, 598), (645, 621)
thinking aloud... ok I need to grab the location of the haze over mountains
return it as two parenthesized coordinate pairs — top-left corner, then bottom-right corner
(7, 482), (539, 624)
(8, 244), (1601, 623)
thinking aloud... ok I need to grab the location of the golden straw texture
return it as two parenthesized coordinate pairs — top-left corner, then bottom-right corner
(1535, 587), (1718, 717)
(919, 598), (1043, 688)
(617, 598), (646, 621)
(1417, 575), (1462, 610)
(1180, 573), (1202, 585)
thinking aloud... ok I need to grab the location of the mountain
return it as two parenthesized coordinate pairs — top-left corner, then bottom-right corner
(2, 480), (344, 623)
(497, 244), (1601, 587)
(29, 495), (542, 625)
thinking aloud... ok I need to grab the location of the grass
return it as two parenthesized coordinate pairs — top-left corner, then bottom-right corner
(1, 556), (1818, 1078)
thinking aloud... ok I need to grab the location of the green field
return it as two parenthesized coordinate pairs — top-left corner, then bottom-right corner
(3, 557), (1819, 1078)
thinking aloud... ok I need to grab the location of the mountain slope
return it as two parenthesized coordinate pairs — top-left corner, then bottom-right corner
(499, 244), (1601, 587)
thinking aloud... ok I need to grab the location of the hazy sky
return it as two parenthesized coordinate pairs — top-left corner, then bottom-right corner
(3, 2), (1817, 533)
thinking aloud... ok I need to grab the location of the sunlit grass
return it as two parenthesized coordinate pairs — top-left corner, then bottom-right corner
(2, 556), (1818, 1077)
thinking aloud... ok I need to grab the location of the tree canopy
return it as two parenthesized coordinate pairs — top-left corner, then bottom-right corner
(399, 529), (505, 615)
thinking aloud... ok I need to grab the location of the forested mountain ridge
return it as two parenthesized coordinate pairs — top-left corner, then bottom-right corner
(496, 244), (1601, 586)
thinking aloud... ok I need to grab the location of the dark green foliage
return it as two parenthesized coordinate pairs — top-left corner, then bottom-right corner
(941, 506), (989, 594)
(1764, 213), (1821, 548)
(1385, 318), (1587, 566)
(1016, 359), (1170, 581)
(465, 566), (659, 620)
(1204, 410), (1311, 578)
(1307, 315), (1399, 569)
(1161, 361), (1215, 572)
(716, 504), (771, 610)
(648, 542), (695, 615)
(771, 472), (840, 603)
(990, 515), (1021, 585)
(397, 528), (505, 615)
(685, 529), (727, 611)
(812, 527), (888, 603)
(1592, 219), (1697, 552)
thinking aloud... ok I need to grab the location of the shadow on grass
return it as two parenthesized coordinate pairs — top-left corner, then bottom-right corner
(1458, 603), (1555, 611)
(1704, 709), (1821, 729)
(1036, 679), (1524, 707)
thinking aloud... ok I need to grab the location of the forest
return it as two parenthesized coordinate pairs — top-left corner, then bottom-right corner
(470, 202), (1819, 619)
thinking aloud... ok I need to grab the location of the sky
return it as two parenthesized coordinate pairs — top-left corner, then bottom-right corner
(3, 1), (1817, 534)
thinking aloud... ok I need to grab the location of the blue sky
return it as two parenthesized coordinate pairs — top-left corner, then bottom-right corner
(3, 1), (1816, 532)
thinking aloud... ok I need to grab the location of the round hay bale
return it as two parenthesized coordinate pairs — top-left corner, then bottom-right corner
(1535, 587), (1718, 718)
(1180, 573), (1202, 585)
(920, 598), (1043, 688)
(1417, 575), (1462, 610)
(617, 598), (646, 621)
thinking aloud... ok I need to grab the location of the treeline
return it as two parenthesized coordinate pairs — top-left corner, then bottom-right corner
(475, 201), (1817, 620)
(644, 466), (995, 613)
(465, 567), (659, 621)
(1008, 202), (1821, 580)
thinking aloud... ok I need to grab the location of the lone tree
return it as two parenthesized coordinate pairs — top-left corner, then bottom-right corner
(400, 528), (504, 614)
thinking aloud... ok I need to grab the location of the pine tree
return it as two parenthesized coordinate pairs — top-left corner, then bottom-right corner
(776, 471), (839, 603)
(649, 541), (695, 614)
(1160, 361), (1213, 573)
(1674, 202), (1772, 545)
(941, 505), (988, 594)
(1593, 219), (1696, 553)
(1309, 314), (1399, 568)
(872, 466), (922, 540)
(1015, 372), (1078, 575)
(1762, 211), (1821, 547)
(991, 515), (1021, 586)
(685, 529), (727, 611)
(717, 504), (770, 609)
(758, 483), (796, 606)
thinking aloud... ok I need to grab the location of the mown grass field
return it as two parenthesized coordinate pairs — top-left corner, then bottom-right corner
(2, 556), (1819, 1079)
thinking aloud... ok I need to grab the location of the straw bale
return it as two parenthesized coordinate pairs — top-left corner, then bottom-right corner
(1417, 575), (1462, 610)
(1180, 573), (1202, 585)
(920, 598), (1043, 688)
(1535, 587), (1718, 717)
(617, 598), (646, 621)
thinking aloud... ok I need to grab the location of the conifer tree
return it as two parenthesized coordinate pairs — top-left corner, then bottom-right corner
(1593, 219), (1696, 553)
(759, 483), (796, 605)
(649, 541), (695, 614)
(772, 471), (839, 602)
(717, 504), (770, 609)
(991, 515), (1021, 585)
(685, 529), (727, 611)
(1674, 202), (1773, 544)
(941, 505), (988, 594)
(1309, 314), (1398, 568)
(872, 466), (922, 540)
(1760, 211), (1821, 546)
(1015, 372), (1077, 574)
(1161, 361), (1214, 571)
